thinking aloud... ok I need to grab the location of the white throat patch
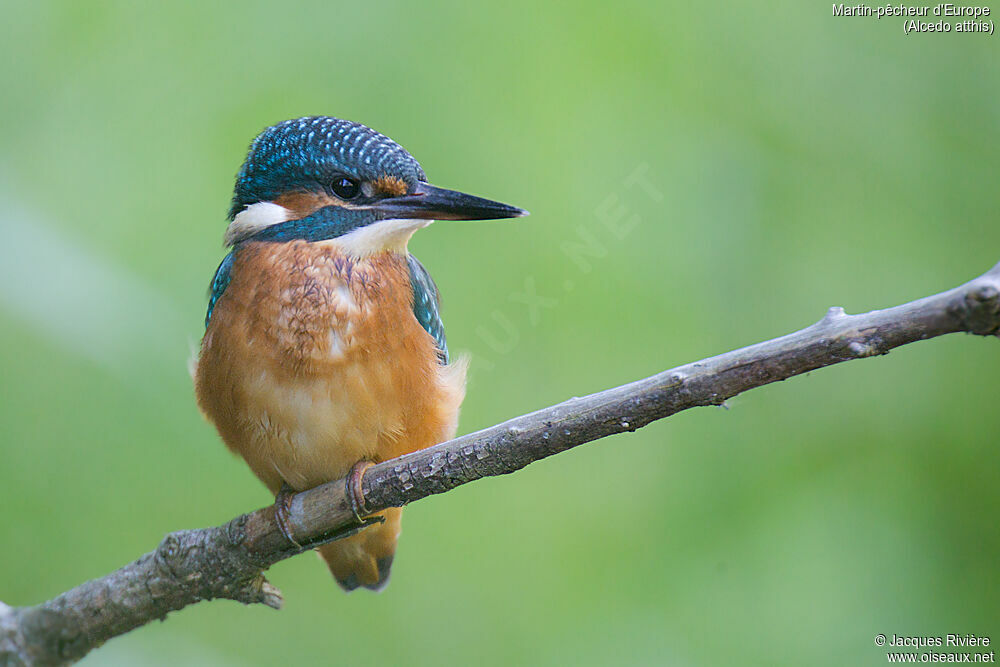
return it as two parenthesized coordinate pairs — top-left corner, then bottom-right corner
(225, 202), (291, 245)
(328, 218), (433, 256)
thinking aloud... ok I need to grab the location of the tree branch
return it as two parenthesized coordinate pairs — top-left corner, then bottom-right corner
(2, 261), (998, 666)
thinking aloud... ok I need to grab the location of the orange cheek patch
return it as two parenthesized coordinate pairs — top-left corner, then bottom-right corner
(372, 175), (409, 197)
(274, 191), (344, 219)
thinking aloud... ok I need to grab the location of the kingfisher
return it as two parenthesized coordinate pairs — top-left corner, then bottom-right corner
(194, 117), (526, 591)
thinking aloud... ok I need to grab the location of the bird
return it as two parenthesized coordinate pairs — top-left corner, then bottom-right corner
(193, 116), (526, 591)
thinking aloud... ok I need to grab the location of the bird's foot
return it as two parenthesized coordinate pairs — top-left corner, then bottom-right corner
(273, 463), (380, 551)
(275, 483), (303, 549)
(346, 460), (374, 524)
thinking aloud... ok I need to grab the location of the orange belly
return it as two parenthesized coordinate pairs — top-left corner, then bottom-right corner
(193, 240), (465, 589)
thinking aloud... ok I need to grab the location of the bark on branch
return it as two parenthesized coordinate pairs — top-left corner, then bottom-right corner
(2, 261), (999, 666)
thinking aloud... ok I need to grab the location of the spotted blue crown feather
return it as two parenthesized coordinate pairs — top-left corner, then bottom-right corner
(229, 116), (425, 220)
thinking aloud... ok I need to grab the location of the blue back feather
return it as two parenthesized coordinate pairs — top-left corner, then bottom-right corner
(205, 251), (235, 328)
(407, 255), (448, 364)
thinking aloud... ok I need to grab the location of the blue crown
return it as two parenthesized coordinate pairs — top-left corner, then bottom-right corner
(229, 116), (425, 219)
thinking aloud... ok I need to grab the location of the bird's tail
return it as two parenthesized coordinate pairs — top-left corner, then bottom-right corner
(317, 507), (402, 592)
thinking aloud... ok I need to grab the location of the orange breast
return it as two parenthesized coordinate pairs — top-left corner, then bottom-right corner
(194, 240), (466, 493)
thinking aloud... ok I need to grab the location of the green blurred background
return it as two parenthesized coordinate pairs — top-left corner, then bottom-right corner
(1, 2), (997, 665)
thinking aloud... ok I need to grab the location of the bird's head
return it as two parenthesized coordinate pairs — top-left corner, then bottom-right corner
(225, 116), (526, 253)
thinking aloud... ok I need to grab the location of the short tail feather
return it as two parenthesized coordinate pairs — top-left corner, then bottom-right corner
(317, 507), (401, 592)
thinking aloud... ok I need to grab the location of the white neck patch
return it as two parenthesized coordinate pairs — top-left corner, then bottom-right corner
(326, 218), (433, 256)
(225, 202), (291, 245)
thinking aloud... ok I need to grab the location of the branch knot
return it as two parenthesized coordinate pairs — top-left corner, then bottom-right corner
(949, 282), (1000, 336)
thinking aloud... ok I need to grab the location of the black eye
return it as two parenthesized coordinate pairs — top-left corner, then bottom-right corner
(330, 176), (360, 199)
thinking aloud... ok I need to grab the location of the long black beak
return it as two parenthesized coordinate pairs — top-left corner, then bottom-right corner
(373, 182), (528, 221)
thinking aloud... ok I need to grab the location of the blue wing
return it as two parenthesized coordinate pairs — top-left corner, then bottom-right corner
(407, 254), (448, 364)
(205, 251), (235, 328)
